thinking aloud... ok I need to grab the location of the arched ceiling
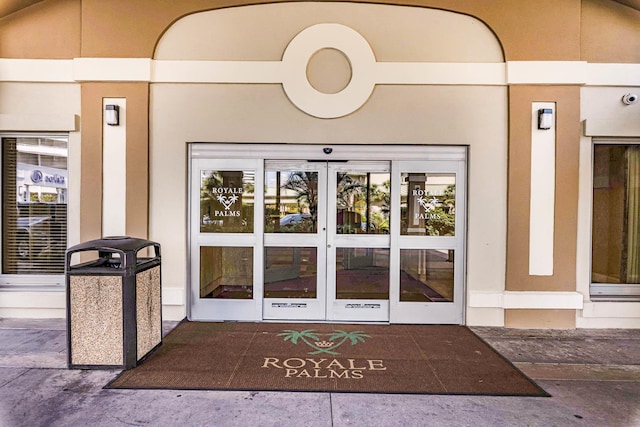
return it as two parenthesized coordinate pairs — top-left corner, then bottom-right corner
(0, 0), (638, 19)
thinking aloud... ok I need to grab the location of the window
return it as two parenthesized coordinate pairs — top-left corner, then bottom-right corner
(2, 135), (68, 276)
(592, 143), (640, 300)
(199, 170), (254, 233)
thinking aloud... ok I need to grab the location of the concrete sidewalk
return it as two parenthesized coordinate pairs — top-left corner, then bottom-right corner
(0, 318), (638, 427)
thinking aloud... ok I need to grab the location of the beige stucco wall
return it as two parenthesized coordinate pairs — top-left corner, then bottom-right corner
(0, 0), (637, 326)
(154, 3), (503, 62)
(0, 82), (81, 249)
(576, 86), (640, 328)
(149, 3), (508, 324)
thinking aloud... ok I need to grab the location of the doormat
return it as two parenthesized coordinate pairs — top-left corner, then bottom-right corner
(106, 321), (549, 396)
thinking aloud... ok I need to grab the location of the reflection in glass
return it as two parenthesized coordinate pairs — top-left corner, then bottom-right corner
(200, 246), (253, 299)
(264, 247), (317, 298)
(336, 171), (390, 235)
(2, 137), (68, 274)
(400, 249), (454, 302)
(401, 173), (455, 236)
(264, 170), (318, 233)
(592, 145), (640, 285)
(200, 170), (254, 233)
(336, 248), (389, 299)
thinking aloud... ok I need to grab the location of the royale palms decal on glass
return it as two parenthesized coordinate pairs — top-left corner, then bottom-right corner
(200, 170), (255, 233)
(278, 329), (370, 355)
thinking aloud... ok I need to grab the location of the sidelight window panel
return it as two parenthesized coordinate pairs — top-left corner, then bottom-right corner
(592, 144), (640, 299)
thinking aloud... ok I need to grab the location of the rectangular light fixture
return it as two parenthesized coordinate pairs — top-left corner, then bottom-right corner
(105, 104), (120, 126)
(537, 108), (553, 130)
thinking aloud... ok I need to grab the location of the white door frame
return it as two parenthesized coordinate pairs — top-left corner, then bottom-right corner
(389, 158), (467, 324)
(326, 160), (391, 322)
(188, 144), (467, 324)
(262, 160), (328, 320)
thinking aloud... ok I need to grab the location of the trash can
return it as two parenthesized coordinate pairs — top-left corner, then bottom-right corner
(66, 236), (162, 369)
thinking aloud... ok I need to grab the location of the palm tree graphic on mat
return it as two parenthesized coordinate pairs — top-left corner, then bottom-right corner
(278, 329), (370, 355)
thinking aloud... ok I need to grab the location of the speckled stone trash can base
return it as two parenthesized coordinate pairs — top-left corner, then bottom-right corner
(68, 266), (162, 368)
(69, 275), (124, 366)
(136, 266), (162, 361)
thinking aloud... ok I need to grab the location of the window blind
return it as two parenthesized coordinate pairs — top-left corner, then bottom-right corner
(2, 136), (68, 275)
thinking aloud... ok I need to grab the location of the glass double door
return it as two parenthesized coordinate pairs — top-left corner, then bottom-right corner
(263, 160), (391, 321)
(189, 144), (466, 324)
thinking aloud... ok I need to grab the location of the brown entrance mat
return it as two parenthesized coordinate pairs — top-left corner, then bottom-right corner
(106, 321), (549, 396)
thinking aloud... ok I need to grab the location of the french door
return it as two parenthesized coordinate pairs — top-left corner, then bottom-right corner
(188, 144), (465, 324)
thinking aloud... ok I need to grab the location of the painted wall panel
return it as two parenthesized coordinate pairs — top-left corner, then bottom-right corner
(2, 1), (638, 65)
(0, 82), (81, 250)
(154, 3), (503, 62)
(507, 86), (581, 294)
(102, 98), (127, 237)
(149, 83), (508, 315)
(0, 0), (80, 59)
(529, 102), (556, 276)
(78, 0), (583, 61)
(80, 83), (149, 244)
(582, 0), (640, 63)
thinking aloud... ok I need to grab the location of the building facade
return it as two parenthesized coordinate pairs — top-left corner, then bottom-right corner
(0, 0), (639, 328)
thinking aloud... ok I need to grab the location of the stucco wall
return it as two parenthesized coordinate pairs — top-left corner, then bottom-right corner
(0, 0), (638, 326)
(3, 0), (639, 63)
(149, 3), (508, 323)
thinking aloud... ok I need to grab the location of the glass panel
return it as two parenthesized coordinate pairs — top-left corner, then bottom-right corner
(336, 171), (390, 234)
(265, 170), (318, 233)
(592, 145), (640, 287)
(336, 247), (389, 299)
(200, 170), (254, 233)
(400, 249), (454, 302)
(264, 247), (317, 298)
(200, 246), (253, 299)
(401, 173), (455, 236)
(2, 136), (68, 274)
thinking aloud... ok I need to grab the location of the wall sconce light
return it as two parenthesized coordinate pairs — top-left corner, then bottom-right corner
(537, 108), (553, 130)
(105, 105), (119, 126)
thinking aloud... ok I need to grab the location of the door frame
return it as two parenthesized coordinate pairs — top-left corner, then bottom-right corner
(187, 143), (467, 323)
(262, 160), (328, 320)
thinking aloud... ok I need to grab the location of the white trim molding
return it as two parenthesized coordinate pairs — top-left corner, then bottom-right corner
(0, 58), (74, 82)
(469, 291), (584, 310)
(577, 302), (640, 328)
(0, 48), (637, 118)
(2, 57), (637, 88)
(162, 287), (185, 306)
(102, 98), (127, 236)
(0, 291), (66, 318)
(586, 63), (640, 86)
(73, 58), (152, 82)
(507, 61), (588, 85)
(582, 302), (640, 318)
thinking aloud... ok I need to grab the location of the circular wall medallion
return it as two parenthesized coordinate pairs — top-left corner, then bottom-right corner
(282, 23), (377, 119)
(307, 48), (352, 95)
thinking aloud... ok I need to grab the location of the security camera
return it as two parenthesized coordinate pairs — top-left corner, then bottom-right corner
(622, 93), (639, 105)
(323, 147), (333, 154)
